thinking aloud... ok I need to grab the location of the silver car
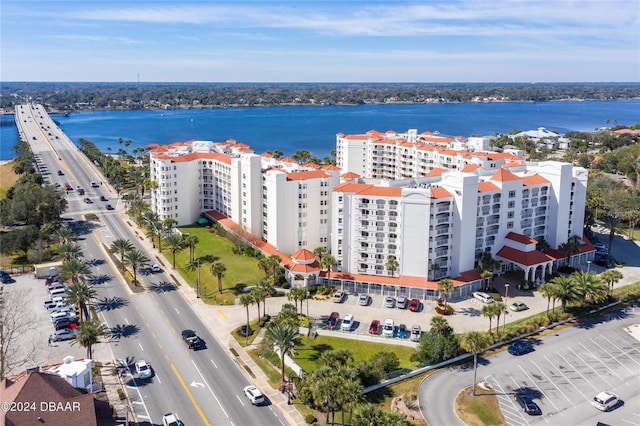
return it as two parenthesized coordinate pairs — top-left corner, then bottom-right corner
(384, 296), (395, 308)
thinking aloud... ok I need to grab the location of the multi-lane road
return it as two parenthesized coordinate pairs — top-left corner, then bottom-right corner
(15, 104), (288, 426)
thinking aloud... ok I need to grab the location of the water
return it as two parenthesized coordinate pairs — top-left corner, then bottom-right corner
(1, 100), (639, 161)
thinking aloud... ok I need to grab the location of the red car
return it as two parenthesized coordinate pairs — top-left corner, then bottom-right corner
(64, 183), (72, 191)
(408, 298), (421, 312)
(368, 319), (381, 335)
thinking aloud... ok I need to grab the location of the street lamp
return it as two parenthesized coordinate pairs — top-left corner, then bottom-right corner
(504, 283), (510, 331)
(587, 260), (591, 274)
(196, 259), (201, 299)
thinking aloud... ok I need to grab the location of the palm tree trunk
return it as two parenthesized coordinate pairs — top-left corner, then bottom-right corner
(472, 353), (478, 396)
(255, 302), (260, 321)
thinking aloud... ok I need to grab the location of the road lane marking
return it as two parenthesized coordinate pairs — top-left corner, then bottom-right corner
(155, 373), (161, 384)
(125, 318), (130, 325)
(158, 343), (163, 349)
(165, 354), (169, 361)
(587, 337), (635, 375)
(577, 343), (624, 381)
(146, 322), (150, 328)
(554, 351), (598, 392)
(210, 359), (218, 369)
(139, 343), (144, 352)
(542, 355), (587, 400)
(566, 347), (615, 389)
(161, 309), (165, 315)
(175, 307), (180, 314)
(191, 359), (229, 418)
(599, 334), (640, 367)
(216, 309), (227, 320)
(516, 365), (561, 414)
(235, 394), (245, 406)
(152, 332), (156, 338)
(170, 363), (211, 426)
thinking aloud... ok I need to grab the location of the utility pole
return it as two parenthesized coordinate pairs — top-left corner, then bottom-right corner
(196, 259), (201, 299)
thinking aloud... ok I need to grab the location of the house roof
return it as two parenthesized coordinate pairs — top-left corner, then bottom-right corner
(291, 249), (316, 262)
(478, 181), (500, 192)
(286, 170), (329, 181)
(490, 168), (520, 182)
(340, 171), (360, 179)
(496, 246), (556, 267)
(505, 232), (537, 245)
(320, 269), (481, 290)
(522, 174), (550, 186)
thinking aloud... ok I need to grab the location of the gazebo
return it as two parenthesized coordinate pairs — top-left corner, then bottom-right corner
(285, 249), (321, 287)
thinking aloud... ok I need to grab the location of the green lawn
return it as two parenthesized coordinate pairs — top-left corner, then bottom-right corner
(292, 335), (417, 374)
(170, 225), (266, 304)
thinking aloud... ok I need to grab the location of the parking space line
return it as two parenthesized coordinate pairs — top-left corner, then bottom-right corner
(486, 374), (530, 426)
(599, 335), (640, 367)
(516, 365), (561, 415)
(542, 355), (587, 400)
(579, 342), (627, 379)
(554, 351), (599, 392)
(589, 337), (636, 374)
(530, 360), (575, 407)
(567, 347), (616, 389)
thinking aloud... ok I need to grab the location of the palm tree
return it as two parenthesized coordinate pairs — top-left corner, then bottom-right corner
(430, 262), (440, 281)
(495, 302), (508, 333)
(352, 404), (406, 426)
(538, 281), (559, 317)
(123, 249), (150, 285)
(210, 262), (227, 293)
(437, 278), (454, 303)
(267, 254), (282, 284)
(288, 287), (307, 313)
(481, 303), (498, 333)
(550, 275), (580, 312)
(257, 257), (271, 277)
(600, 269), (623, 293)
(622, 210), (640, 240)
(313, 246), (326, 260)
(460, 331), (490, 396)
(571, 271), (608, 306)
(603, 214), (620, 255)
(65, 282), (96, 322)
(110, 238), (134, 268)
(535, 236), (551, 252)
(58, 259), (91, 286)
(385, 256), (399, 277)
(239, 293), (253, 345)
(257, 279), (273, 317)
(59, 242), (82, 262)
(71, 316), (108, 359)
(54, 227), (74, 245)
(250, 285), (267, 320)
(430, 315), (453, 336)
(321, 254), (336, 281)
(164, 233), (186, 269)
(183, 234), (199, 262)
(265, 322), (302, 382)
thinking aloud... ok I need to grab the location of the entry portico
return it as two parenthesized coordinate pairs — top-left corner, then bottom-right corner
(496, 232), (555, 284)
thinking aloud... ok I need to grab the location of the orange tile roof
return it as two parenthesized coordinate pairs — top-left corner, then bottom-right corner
(261, 152), (273, 157)
(478, 181), (500, 192)
(333, 182), (374, 193)
(505, 232), (537, 245)
(375, 138), (396, 145)
(496, 246), (556, 266)
(321, 269), (480, 290)
(291, 249), (316, 261)
(303, 162), (320, 169)
(399, 141), (414, 148)
(343, 134), (370, 140)
(280, 157), (296, 163)
(286, 170), (330, 181)
(431, 187), (453, 199)
(522, 174), (550, 186)
(286, 262), (321, 274)
(340, 171), (360, 179)
(461, 164), (480, 172)
(425, 168), (445, 177)
(358, 186), (403, 197)
(490, 168), (520, 182)
(322, 165), (341, 171)
(502, 161), (524, 169)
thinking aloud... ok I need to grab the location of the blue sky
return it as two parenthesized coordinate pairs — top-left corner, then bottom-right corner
(1, 0), (639, 82)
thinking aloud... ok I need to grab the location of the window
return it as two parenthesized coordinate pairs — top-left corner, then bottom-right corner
(509, 190), (516, 198)
(508, 201), (515, 208)
(507, 221), (514, 229)
(507, 211), (514, 219)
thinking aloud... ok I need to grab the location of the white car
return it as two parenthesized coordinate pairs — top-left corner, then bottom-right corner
(383, 319), (395, 337)
(473, 291), (494, 304)
(162, 412), (181, 426)
(396, 296), (408, 309)
(150, 264), (162, 273)
(51, 328), (77, 342)
(358, 294), (370, 306)
(135, 360), (152, 379)
(341, 314), (354, 331)
(384, 296), (395, 308)
(333, 290), (345, 303)
(50, 311), (77, 323)
(410, 325), (422, 342)
(244, 385), (265, 405)
(591, 391), (618, 411)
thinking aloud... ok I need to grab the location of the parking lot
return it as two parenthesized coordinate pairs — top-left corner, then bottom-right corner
(482, 309), (640, 425)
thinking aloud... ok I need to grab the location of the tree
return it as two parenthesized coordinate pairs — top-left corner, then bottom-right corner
(430, 262), (441, 280)
(570, 271), (608, 306)
(58, 242), (83, 262)
(495, 302), (508, 333)
(58, 258), (91, 286)
(0, 289), (38, 381)
(250, 285), (267, 319)
(550, 275), (580, 312)
(264, 322), (302, 382)
(183, 233), (199, 262)
(65, 281), (97, 322)
(110, 238), (134, 267)
(210, 262), (227, 293)
(437, 278), (454, 303)
(71, 316), (108, 359)
(481, 303), (498, 333)
(124, 249), (150, 285)
(313, 246), (326, 260)
(164, 233), (186, 269)
(385, 256), (399, 277)
(351, 404), (406, 426)
(239, 294), (253, 345)
(257, 279), (273, 317)
(412, 316), (460, 365)
(460, 331), (490, 396)
(603, 215), (621, 255)
(535, 236), (551, 252)
(538, 281), (559, 317)
(54, 226), (74, 245)
(600, 269), (623, 293)
(321, 254), (336, 281)
(257, 257), (271, 277)
(288, 287), (307, 313)
(267, 254), (282, 283)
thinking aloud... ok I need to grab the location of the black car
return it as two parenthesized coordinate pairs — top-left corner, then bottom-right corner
(100, 195), (108, 202)
(0, 271), (12, 283)
(181, 329), (202, 349)
(593, 259), (613, 268)
(515, 393), (541, 415)
(508, 340), (533, 356)
(105, 204), (114, 210)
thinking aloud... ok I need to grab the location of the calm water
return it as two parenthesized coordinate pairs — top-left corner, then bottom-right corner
(1, 100), (639, 161)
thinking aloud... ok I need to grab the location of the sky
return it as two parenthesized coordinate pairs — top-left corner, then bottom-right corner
(1, 0), (639, 83)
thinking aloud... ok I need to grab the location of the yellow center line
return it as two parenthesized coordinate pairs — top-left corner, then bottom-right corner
(158, 343), (163, 349)
(139, 313), (144, 319)
(165, 354), (170, 361)
(146, 322), (150, 328)
(160, 309), (165, 315)
(216, 309), (227, 320)
(170, 363), (211, 426)
(151, 332), (156, 338)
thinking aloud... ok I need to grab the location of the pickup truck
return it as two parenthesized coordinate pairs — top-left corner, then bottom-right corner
(181, 329), (202, 349)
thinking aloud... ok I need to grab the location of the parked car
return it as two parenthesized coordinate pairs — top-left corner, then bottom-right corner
(326, 312), (340, 329)
(90, 181), (99, 188)
(410, 325), (422, 342)
(243, 385), (265, 405)
(509, 302), (529, 312)
(83, 198), (93, 204)
(181, 329), (202, 349)
(333, 291), (345, 303)
(382, 319), (394, 337)
(57, 170), (64, 176)
(135, 360), (152, 379)
(397, 324), (408, 339)
(384, 296), (395, 308)
(0, 271), (11, 283)
(515, 393), (541, 415)
(50, 328), (77, 342)
(106, 204), (114, 210)
(50, 311), (77, 323)
(368, 320), (380, 335)
(162, 412), (181, 426)
(54, 319), (79, 331)
(341, 314), (354, 331)
(591, 391), (619, 411)
(473, 291), (494, 304)
(358, 294), (370, 306)
(64, 183), (72, 191)
(100, 195), (108, 201)
(593, 258), (613, 268)
(408, 298), (420, 312)
(508, 340), (534, 356)
(396, 296), (408, 309)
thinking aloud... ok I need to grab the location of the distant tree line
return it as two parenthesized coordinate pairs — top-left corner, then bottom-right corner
(2, 82), (639, 112)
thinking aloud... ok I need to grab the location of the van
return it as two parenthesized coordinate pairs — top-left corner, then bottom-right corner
(473, 291), (494, 304)
(49, 288), (67, 299)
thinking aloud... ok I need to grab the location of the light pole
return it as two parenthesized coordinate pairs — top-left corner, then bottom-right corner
(587, 260), (591, 273)
(504, 283), (510, 331)
(196, 259), (201, 299)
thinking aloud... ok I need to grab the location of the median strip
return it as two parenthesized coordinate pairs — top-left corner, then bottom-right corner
(170, 363), (211, 426)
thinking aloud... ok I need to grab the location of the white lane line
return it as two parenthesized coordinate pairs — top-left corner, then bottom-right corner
(554, 351), (598, 392)
(485, 374), (529, 426)
(543, 355), (587, 400)
(191, 359), (229, 418)
(530, 360), (574, 407)
(567, 346), (615, 389)
(236, 394), (245, 406)
(517, 365), (562, 415)
(578, 343), (625, 381)
(155, 373), (161, 384)
(125, 317), (130, 325)
(588, 337), (635, 375)
(137, 415), (150, 420)
(138, 342), (144, 351)
(175, 307), (180, 314)
(210, 359), (218, 369)
(599, 335), (640, 367)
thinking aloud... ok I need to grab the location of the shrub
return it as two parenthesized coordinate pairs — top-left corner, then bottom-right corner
(117, 388), (126, 400)
(305, 414), (317, 424)
(258, 315), (271, 327)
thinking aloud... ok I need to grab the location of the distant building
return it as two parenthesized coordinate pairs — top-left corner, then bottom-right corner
(510, 127), (570, 149)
